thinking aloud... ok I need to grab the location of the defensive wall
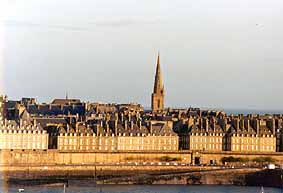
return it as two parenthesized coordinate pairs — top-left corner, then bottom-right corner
(1, 150), (283, 166)
(0, 150), (191, 165)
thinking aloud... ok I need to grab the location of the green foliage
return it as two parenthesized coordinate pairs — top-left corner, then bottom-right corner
(252, 156), (275, 163)
(159, 156), (181, 162)
(221, 156), (249, 164)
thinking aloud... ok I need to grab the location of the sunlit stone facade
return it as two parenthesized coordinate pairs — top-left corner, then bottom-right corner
(0, 123), (48, 150)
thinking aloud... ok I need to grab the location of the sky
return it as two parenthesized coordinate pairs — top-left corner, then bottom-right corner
(0, 0), (283, 110)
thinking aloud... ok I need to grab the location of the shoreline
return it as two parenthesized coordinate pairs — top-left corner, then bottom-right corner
(2, 167), (283, 188)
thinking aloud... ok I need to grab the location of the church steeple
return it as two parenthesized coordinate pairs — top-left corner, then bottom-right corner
(151, 52), (165, 112)
(153, 52), (164, 93)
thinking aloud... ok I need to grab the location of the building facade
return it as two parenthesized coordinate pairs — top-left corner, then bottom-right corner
(57, 120), (179, 152)
(0, 122), (48, 150)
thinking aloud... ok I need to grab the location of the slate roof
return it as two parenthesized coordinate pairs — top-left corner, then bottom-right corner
(26, 104), (85, 116)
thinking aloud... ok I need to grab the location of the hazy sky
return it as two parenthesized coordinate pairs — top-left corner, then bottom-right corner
(1, 0), (283, 110)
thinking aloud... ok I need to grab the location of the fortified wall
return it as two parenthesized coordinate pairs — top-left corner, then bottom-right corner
(0, 150), (191, 165)
(1, 150), (283, 166)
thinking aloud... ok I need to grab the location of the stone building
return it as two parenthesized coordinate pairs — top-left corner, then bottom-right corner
(116, 121), (178, 151)
(0, 121), (48, 150)
(57, 117), (179, 152)
(226, 118), (276, 152)
(174, 115), (279, 153)
(151, 53), (165, 112)
(58, 122), (117, 151)
(175, 117), (226, 151)
(189, 117), (225, 151)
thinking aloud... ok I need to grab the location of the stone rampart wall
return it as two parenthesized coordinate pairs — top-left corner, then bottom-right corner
(1, 150), (283, 166)
(0, 150), (191, 165)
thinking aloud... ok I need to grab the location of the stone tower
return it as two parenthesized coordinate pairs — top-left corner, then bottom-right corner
(151, 52), (165, 112)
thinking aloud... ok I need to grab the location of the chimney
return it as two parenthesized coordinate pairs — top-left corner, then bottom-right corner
(75, 122), (80, 131)
(188, 117), (194, 128)
(233, 118), (239, 132)
(106, 121), (110, 134)
(254, 119), (260, 134)
(115, 112), (118, 121)
(149, 122), (153, 134)
(124, 120), (128, 130)
(20, 119), (23, 127)
(272, 118), (276, 134)
(96, 124), (100, 136)
(67, 124), (70, 132)
(240, 119), (244, 130)
(219, 118), (227, 131)
(204, 118), (209, 132)
(245, 119), (250, 132)
(199, 118), (202, 129)
(178, 112), (181, 119)
(76, 113), (79, 121)
(130, 121), (134, 130)
(33, 119), (37, 126)
(278, 119), (283, 130)
(212, 118), (216, 132)
(114, 120), (118, 136)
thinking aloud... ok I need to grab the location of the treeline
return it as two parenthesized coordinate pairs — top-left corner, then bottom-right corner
(221, 156), (275, 164)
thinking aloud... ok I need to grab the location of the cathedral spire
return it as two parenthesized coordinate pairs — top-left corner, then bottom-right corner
(151, 52), (165, 112)
(153, 51), (163, 93)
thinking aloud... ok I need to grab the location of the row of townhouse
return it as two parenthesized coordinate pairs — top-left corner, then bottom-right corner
(57, 120), (179, 151)
(0, 122), (48, 150)
(176, 116), (279, 152)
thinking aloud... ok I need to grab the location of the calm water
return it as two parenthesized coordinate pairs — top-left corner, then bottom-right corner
(0, 185), (281, 193)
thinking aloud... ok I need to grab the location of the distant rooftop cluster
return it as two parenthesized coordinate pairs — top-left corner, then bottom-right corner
(1, 54), (283, 157)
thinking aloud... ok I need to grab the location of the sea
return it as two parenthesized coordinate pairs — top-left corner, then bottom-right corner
(0, 185), (281, 193)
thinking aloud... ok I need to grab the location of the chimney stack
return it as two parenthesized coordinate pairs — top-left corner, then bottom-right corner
(219, 118), (227, 131)
(131, 121), (134, 130)
(204, 118), (209, 131)
(212, 118), (216, 132)
(188, 117), (194, 128)
(245, 119), (250, 132)
(114, 120), (118, 136)
(234, 118), (239, 132)
(254, 119), (260, 134)
(106, 121), (110, 134)
(240, 119), (244, 130)
(124, 120), (128, 130)
(272, 118), (276, 134)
